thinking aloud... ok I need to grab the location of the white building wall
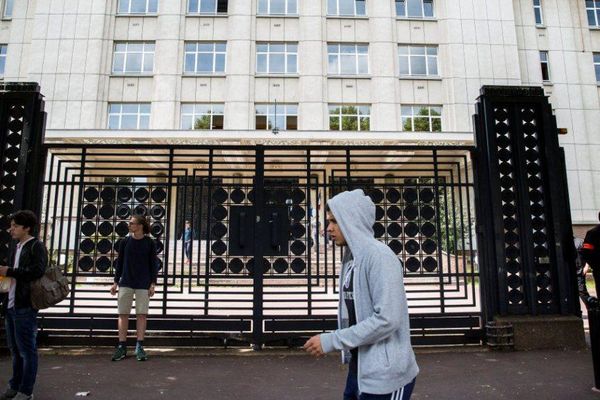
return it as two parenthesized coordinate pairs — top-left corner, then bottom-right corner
(0, 0), (598, 224)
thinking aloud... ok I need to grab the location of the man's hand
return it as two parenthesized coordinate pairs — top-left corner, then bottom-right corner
(149, 284), (155, 298)
(0, 266), (8, 276)
(110, 283), (118, 296)
(303, 335), (325, 358)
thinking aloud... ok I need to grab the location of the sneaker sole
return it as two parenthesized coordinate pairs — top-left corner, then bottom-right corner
(111, 355), (126, 361)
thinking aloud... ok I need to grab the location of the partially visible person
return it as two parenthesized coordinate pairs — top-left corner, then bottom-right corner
(0, 210), (48, 400)
(579, 214), (600, 309)
(183, 220), (193, 265)
(110, 215), (158, 362)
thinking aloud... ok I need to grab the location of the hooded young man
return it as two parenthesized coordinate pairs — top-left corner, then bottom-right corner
(304, 189), (419, 400)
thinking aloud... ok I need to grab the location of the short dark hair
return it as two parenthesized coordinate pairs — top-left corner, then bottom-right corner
(10, 210), (39, 236)
(132, 215), (150, 235)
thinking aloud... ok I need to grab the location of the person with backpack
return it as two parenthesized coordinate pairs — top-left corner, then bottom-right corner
(0, 210), (48, 400)
(110, 215), (159, 362)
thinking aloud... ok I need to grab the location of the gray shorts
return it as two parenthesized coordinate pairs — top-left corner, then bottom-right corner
(117, 287), (149, 315)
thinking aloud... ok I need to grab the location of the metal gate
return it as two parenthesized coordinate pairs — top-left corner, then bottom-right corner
(38, 144), (481, 347)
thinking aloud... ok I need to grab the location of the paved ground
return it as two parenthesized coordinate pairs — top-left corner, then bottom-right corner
(0, 347), (598, 399)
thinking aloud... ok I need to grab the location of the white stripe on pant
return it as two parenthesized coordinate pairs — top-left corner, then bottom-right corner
(390, 385), (405, 400)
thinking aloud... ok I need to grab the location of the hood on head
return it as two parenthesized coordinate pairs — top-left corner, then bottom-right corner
(327, 189), (375, 254)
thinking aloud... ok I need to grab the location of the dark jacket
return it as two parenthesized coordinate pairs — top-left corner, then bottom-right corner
(114, 235), (159, 289)
(1, 238), (48, 314)
(580, 225), (600, 267)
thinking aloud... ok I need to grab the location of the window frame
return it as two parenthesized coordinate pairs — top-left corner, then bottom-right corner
(398, 44), (439, 77)
(540, 50), (551, 82)
(187, 0), (228, 15)
(401, 105), (442, 132)
(0, 44), (6, 77)
(117, 0), (158, 15)
(111, 42), (155, 76)
(2, 0), (13, 19)
(395, 0), (434, 19)
(256, 43), (298, 75)
(594, 53), (600, 82)
(181, 103), (224, 130)
(533, 0), (543, 26)
(327, 43), (369, 76)
(108, 103), (151, 130)
(588, 0), (600, 27)
(255, 104), (298, 130)
(328, 104), (371, 131)
(257, 0), (298, 16)
(327, 0), (367, 17)
(184, 42), (227, 75)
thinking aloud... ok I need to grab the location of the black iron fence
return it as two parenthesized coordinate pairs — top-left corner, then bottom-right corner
(38, 144), (481, 347)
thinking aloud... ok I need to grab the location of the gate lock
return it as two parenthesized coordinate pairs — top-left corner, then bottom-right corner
(228, 205), (291, 256)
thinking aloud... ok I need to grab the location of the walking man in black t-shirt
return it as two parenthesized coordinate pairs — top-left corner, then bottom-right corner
(110, 215), (158, 361)
(580, 212), (600, 307)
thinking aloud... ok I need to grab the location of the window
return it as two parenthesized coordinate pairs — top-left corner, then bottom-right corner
(540, 51), (550, 81)
(188, 0), (228, 14)
(258, 0), (297, 15)
(396, 0), (433, 18)
(2, 0), (13, 18)
(327, 0), (366, 16)
(329, 105), (370, 131)
(588, 0), (600, 27)
(117, 0), (158, 14)
(108, 104), (151, 130)
(594, 53), (600, 82)
(181, 104), (224, 130)
(401, 105), (442, 132)
(0, 45), (6, 76)
(399, 45), (438, 76)
(256, 43), (297, 74)
(328, 44), (368, 75)
(112, 42), (154, 75)
(184, 42), (226, 74)
(533, 0), (543, 25)
(255, 104), (298, 130)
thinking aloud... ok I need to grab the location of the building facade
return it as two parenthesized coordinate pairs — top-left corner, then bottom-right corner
(0, 0), (598, 229)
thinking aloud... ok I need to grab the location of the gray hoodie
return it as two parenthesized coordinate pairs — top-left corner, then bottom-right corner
(320, 189), (419, 395)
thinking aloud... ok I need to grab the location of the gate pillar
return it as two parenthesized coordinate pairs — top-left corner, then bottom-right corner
(0, 83), (46, 264)
(0, 82), (46, 353)
(473, 85), (584, 349)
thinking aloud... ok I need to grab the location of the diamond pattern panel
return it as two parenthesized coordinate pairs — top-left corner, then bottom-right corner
(0, 105), (25, 265)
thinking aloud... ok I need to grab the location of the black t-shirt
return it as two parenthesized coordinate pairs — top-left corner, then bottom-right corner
(343, 263), (358, 371)
(582, 225), (600, 268)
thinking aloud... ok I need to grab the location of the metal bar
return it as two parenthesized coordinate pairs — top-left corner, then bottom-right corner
(69, 147), (86, 313)
(252, 146), (265, 349)
(433, 150), (446, 313)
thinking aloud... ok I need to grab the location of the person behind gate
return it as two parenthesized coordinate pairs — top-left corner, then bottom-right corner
(183, 220), (193, 265)
(110, 215), (159, 362)
(0, 210), (48, 400)
(303, 190), (419, 400)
